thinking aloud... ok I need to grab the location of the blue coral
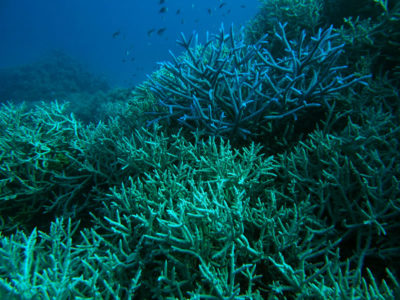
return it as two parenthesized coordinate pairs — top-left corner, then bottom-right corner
(149, 23), (369, 140)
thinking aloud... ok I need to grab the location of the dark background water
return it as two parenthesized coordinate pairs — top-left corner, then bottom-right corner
(0, 0), (259, 88)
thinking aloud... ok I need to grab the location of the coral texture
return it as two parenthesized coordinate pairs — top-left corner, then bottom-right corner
(148, 23), (368, 140)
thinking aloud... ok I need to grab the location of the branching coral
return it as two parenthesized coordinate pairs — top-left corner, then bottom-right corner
(148, 23), (369, 141)
(0, 0), (399, 299)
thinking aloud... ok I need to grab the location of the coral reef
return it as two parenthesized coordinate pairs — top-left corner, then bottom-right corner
(147, 23), (368, 141)
(0, 50), (113, 123)
(0, 51), (109, 103)
(1, 0), (400, 298)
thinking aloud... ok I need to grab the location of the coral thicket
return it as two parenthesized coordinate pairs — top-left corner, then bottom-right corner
(1, 0), (400, 299)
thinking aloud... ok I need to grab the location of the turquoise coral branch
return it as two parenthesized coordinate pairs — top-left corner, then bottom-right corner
(148, 23), (369, 140)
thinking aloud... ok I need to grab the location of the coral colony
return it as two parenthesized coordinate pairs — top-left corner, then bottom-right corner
(1, 0), (400, 299)
(148, 23), (368, 140)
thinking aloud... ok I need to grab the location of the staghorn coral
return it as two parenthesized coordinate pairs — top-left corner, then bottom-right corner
(148, 23), (369, 141)
(1, 0), (400, 298)
(1, 130), (399, 298)
(245, 0), (324, 44)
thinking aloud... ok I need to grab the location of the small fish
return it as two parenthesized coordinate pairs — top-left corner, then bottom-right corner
(147, 28), (155, 36)
(219, 2), (227, 8)
(159, 0), (165, 4)
(112, 31), (121, 38)
(159, 7), (168, 13)
(207, 8), (212, 15)
(176, 9), (181, 15)
(240, 4), (246, 8)
(157, 27), (167, 35)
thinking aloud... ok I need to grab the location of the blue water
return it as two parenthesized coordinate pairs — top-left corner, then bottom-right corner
(0, 0), (259, 87)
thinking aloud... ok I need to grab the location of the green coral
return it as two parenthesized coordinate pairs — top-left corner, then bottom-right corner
(0, 0), (399, 298)
(245, 0), (324, 44)
(0, 102), (85, 231)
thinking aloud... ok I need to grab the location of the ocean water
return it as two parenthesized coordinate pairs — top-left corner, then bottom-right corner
(0, 0), (259, 87)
